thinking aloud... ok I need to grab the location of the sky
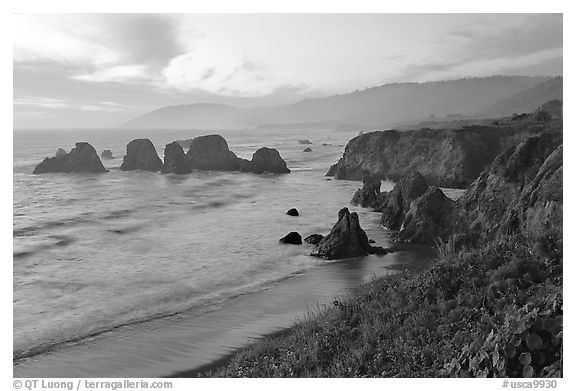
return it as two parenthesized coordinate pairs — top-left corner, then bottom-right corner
(13, 13), (563, 128)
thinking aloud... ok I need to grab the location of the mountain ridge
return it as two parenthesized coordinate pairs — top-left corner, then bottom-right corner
(119, 75), (561, 129)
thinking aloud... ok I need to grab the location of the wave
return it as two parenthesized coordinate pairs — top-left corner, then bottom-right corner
(12, 263), (317, 363)
(13, 235), (76, 258)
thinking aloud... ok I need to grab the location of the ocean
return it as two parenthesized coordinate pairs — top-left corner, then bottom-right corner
(13, 127), (445, 377)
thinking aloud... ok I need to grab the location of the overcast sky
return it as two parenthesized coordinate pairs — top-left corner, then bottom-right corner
(13, 13), (562, 128)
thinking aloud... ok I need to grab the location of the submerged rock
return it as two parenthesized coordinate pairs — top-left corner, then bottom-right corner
(303, 147), (313, 152)
(304, 234), (324, 245)
(101, 150), (114, 160)
(380, 171), (429, 229)
(312, 208), (386, 259)
(397, 187), (457, 245)
(162, 142), (192, 174)
(298, 139), (312, 145)
(120, 139), (163, 171)
(280, 232), (302, 245)
(33, 142), (108, 174)
(286, 208), (299, 216)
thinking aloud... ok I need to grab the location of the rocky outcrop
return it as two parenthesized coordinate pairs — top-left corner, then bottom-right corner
(312, 208), (387, 259)
(187, 135), (240, 171)
(350, 172), (382, 209)
(101, 150), (114, 159)
(33, 143), (108, 174)
(162, 142), (192, 174)
(457, 132), (562, 237)
(286, 208), (299, 216)
(380, 172), (429, 229)
(326, 114), (562, 188)
(397, 187), (457, 245)
(501, 145), (562, 243)
(280, 232), (302, 245)
(120, 139), (163, 171)
(303, 148), (312, 152)
(56, 148), (67, 156)
(185, 135), (290, 174)
(304, 234), (324, 245)
(247, 147), (290, 174)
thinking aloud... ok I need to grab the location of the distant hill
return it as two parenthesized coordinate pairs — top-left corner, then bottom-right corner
(119, 76), (558, 129)
(479, 77), (563, 118)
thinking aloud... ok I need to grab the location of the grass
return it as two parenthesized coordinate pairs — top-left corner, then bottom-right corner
(212, 233), (562, 377)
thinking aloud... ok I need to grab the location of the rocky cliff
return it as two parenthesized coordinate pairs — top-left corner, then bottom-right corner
(327, 104), (562, 188)
(393, 132), (562, 246)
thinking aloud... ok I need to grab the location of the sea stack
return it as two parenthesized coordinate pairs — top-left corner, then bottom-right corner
(312, 208), (386, 259)
(120, 139), (163, 172)
(187, 135), (240, 171)
(33, 142), (108, 174)
(380, 171), (429, 229)
(101, 150), (114, 159)
(162, 142), (192, 174)
(248, 147), (291, 174)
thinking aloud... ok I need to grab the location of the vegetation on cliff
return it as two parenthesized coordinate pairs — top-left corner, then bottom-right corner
(211, 113), (562, 378)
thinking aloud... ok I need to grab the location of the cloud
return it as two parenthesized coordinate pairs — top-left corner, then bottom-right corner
(72, 65), (151, 83)
(161, 47), (298, 97)
(14, 97), (129, 112)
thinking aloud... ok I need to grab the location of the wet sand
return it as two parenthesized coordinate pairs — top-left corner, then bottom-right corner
(14, 229), (433, 378)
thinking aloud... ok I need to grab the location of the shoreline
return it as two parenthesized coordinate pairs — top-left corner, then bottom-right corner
(14, 231), (433, 377)
(167, 244), (435, 378)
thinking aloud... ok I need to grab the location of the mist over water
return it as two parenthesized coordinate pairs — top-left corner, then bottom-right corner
(14, 127), (401, 361)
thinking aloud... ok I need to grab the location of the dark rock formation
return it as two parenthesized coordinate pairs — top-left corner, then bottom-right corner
(350, 172), (382, 209)
(286, 208), (299, 216)
(101, 150), (114, 159)
(326, 114), (562, 188)
(187, 135), (240, 171)
(457, 132), (562, 237)
(248, 147), (291, 174)
(161, 142), (192, 174)
(120, 139), (163, 171)
(397, 187), (457, 245)
(304, 234), (324, 245)
(33, 142), (108, 174)
(56, 148), (67, 156)
(380, 171), (429, 229)
(501, 145), (562, 245)
(303, 148), (313, 152)
(280, 232), (302, 245)
(185, 135), (290, 174)
(298, 140), (312, 145)
(312, 208), (387, 259)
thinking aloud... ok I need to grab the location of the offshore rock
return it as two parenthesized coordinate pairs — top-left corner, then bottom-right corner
(380, 171), (429, 229)
(312, 208), (386, 259)
(120, 139), (163, 171)
(33, 142), (108, 174)
(162, 142), (192, 174)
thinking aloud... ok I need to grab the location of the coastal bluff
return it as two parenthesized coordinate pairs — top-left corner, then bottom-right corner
(327, 103), (562, 188)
